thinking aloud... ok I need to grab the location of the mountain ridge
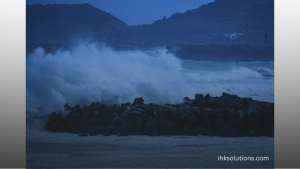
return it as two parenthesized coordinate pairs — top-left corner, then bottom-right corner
(26, 3), (129, 43)
(26, 0), (274, 52)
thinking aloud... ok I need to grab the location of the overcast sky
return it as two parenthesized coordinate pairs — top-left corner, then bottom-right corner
(26, 0), (214, 25)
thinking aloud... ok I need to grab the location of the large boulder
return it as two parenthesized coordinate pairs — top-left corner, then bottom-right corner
(222, 92), (231, 97)
(119, 122), (129, 136)
(63, 103), (71, 111)
(204, 93), (211, 99)
(152, 113), (169, 128)
(214, 118), (223, 127)
(219, 125), (239, 137)
(116, 103), (128, 115)
(82, 124), (102, 136)
(103, 124), (117, 136)
(88, 102), (101, 111)
(111, 116), (123, 129)
(178, 110), (189, 119)
(70, 110), (81, 118)
(131, 97), (144, 107)
(125, 109), (146, 134)
(188, 112), (198, 126)
(195, 94), (204, 100)
(48, 112), (59, 121)
(241, 97), (258, 116)
(86, 115), (98, 126)
(183, 96), (190, 102)
(143, 121), (156, 136)
(239, 110), (245, 118)
(166, 122), (178, 135)
(144, 106), (156, 117)
(180, 125), (197, 136)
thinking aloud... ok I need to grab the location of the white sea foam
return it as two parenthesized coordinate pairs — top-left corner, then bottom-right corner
(26, 42), (274, 117)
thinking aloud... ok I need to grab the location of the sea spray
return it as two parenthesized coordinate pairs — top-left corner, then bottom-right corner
(26, 42), (274, 117)
(26, 42), (185, 116)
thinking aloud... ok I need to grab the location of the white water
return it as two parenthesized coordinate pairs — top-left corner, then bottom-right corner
(26, 42), (274, 117)
(180, 60), (274, 102)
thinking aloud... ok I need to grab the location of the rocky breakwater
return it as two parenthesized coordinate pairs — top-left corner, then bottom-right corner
(45, 93), (274, 137)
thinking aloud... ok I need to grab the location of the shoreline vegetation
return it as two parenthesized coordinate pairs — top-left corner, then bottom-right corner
(45, 92), (274, 137)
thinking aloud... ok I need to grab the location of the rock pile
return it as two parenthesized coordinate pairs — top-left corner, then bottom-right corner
(45, 93), (274, 137)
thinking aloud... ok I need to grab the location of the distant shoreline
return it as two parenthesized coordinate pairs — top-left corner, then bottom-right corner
(166, 43), (274, 62)
(26, 42), (274, 62)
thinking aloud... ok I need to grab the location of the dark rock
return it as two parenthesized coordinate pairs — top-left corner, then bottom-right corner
(45, 120), (62, 132)
(241, 97), (257, 116)
(188, 112), (198, 126)
(131, 97), (144, 107)
(44, 92), (274, 137)
(249, 128), (256, 135)
(204, 93), (211, 99)
(219, 125), (239, 137)
(119, 122), (129, 136)
(200, 108), (211, 118)
(183, 97), (190, 102)
(177, 110), (190, 122)
(96, 113), (116, 127)
(243, 97), (253, 102)
(48, 112), (59, 121)
(64, 103), (71, 111)
(152, 113), (169, 128)
(222, 92), (231, 97)
(145, 106), (156, 117)
(74, 104), (81, 110)
(155, 121), (179, 135)
(88, 102), (101, 111)
(82, 125), (103, 135)
(125, 102), (131, 107)
(86, 115), (98, 126)
(144, 121), (156, 136)
(258, 69), (273, 78)
(195, 94), (204, 100)
(116, 103), (128, 115)
(70, 110), (81, 118)
(238, 110), (245, 118)
(126, 112), (145, 134)
(103, 124), (117, 136)
(112, 116), (123, 128)
(263, 74), (273, 77)
(181, 125), (197, 136)
(195, 126), (205, 135)
(214, 118), (223, 127)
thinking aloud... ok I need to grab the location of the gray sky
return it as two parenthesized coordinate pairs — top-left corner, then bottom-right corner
(26, 0), (214, 25)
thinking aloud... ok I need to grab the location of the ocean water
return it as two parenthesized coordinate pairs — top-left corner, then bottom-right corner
(26, 129), (274, 168)
(26, 42), (274, 118)
(26, 43), (274, 168)
(180, 59), (274, 102)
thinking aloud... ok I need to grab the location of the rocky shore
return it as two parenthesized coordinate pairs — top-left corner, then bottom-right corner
(45, 93), (274, 137)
